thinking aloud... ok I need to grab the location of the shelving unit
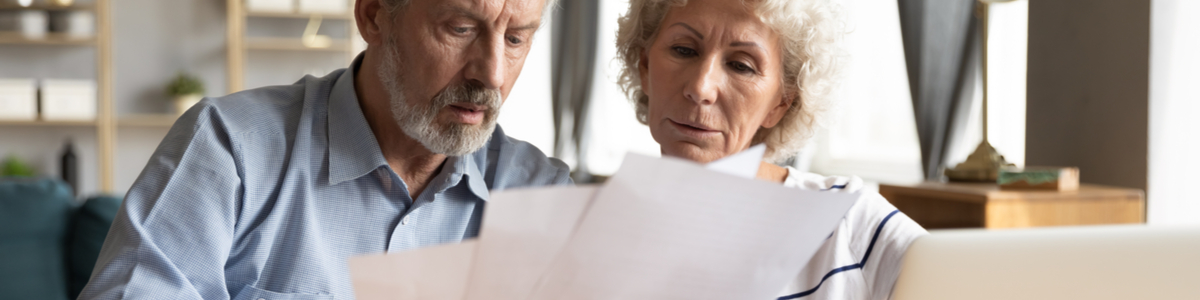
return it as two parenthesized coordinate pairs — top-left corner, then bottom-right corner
(226, 0), (361, 94)
(0, 0), (113, 193)
(117, 114), (178, 128)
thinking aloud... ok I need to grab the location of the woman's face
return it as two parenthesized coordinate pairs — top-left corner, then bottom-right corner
(639, 0), (790, 164)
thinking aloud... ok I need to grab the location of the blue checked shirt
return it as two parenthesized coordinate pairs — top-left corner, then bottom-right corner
(80, 57), (572, 300)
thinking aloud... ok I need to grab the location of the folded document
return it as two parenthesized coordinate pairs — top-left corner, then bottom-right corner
(350, 148), (859, 299)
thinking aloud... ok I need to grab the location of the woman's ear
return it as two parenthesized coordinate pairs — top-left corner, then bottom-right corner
(356, 0), (387, 46)
(761, 92), (795, 128)
(638, 48), (651, 92)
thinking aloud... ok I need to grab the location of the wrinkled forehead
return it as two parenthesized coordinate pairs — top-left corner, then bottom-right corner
(432, 0), (547, 27)
(660, 0), (777, 43)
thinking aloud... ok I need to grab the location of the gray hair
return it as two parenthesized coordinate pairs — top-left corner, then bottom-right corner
(615, 0), (844, 163)
(380, 0), (561, 20)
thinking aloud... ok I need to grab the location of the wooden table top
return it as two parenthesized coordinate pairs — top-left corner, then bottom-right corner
(880, 182), (1145, 203)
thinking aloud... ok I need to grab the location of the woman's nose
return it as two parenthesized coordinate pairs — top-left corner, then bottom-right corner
(683, 56), (722, 105)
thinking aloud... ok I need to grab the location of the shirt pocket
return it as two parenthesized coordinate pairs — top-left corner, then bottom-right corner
(234, 284), (337, 300)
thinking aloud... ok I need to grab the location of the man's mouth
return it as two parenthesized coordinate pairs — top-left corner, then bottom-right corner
(447, 103), (489, 125)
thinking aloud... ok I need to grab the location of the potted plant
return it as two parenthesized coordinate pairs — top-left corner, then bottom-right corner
(166, 73), (205, 115)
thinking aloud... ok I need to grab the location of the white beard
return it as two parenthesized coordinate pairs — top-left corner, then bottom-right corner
(377, 36), (502, 156)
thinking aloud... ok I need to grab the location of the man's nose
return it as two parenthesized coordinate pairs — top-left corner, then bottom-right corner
(684, 56), (721, 105)
(464, 33), (507, 90)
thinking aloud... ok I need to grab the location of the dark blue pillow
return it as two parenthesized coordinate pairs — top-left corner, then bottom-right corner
(67, 195), (122, 299)
(0, 178), (74, 300)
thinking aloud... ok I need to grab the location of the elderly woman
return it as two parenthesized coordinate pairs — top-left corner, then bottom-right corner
(615, 0), (927, 299)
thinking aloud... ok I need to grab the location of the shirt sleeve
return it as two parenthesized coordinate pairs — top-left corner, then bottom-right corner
(851, 194), (927, 300)
(80, 101), (243, 300)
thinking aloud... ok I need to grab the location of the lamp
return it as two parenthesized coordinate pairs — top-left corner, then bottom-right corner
(944, 0), (1016, 182)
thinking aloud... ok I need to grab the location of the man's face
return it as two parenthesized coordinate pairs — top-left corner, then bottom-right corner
(376, 0), (544, 155)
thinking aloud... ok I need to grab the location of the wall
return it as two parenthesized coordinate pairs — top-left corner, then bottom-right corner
(1025, 0), (1150, 191)
(1148, 0), (1200, 225)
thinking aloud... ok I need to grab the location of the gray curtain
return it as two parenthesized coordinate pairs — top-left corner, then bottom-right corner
(551, 0), (600, 183)
(896, 0), (980, 180)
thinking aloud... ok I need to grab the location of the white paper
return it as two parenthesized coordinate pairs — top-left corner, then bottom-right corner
(705, 144), (766, 179)
(349, 150), (859, 300)
(349, 241), (476, 300)
(527, 154), (859, 300)
(462, 186), (599, 300)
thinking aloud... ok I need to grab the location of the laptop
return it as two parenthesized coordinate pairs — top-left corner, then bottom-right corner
(891, 225), (1200, 300)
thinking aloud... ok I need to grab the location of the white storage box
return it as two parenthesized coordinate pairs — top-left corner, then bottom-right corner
(40, 79), (96, 121)
(299, 0), (347, 14)
(49, 10), (94, 39)
(18, 10), (48, 39)
(246, 0), (294, 13)
(0, 79), (37, 121)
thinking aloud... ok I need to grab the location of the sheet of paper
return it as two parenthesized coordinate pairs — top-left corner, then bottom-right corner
(462, 186), (599, 300)
(527, 153), (860, 300)
(704, 144), (766, 179)
(348, 240), (476, 300)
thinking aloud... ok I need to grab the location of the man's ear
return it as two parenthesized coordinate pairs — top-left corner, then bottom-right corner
(761, 92), (794, 128)
(356, 0), (387, 46)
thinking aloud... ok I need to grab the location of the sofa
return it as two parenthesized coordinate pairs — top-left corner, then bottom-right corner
(0, 178), (121, 300)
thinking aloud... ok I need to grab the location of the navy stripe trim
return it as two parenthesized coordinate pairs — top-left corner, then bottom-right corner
(776, 210), (901, 300)
(821, 184), (848, 191)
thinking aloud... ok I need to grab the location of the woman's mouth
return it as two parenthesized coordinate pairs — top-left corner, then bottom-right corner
(668, 119), (720, 138)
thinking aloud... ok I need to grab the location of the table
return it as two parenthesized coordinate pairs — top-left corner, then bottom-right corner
(879, 182), (1145, 229)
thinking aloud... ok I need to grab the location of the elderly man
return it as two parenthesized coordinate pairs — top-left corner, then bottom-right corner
(80, 0), (564, 299)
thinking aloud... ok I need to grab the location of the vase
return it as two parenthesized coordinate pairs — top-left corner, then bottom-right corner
(174, 94), (203, 115)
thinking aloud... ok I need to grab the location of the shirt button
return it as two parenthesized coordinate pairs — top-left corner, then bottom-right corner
(258, 298), (266, 300)
(401, 216), (410, 225)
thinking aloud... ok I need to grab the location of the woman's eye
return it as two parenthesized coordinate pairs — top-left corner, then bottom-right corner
(671, 46), (697, 57)
(507, 35), (523, 45)
(729, 62), (756, 74)
(452, 27), (472, 34)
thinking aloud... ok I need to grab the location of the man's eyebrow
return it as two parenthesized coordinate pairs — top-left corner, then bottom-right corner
(668, 22), (704, 40)
(509, 20), (542, 32)
(439, 3), (541, 32)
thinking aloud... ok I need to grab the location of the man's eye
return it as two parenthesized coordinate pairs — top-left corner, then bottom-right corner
(671, 46), (697, 57)
(506, 35), (523, 45)
(453, 27), (472, 34)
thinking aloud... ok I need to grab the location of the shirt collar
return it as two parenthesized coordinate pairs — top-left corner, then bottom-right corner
(326, 53), (491, 201)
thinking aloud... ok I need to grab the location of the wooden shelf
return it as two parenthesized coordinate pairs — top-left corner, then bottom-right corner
(118, 114), (178, 127)
(0, 3), (95, 10)
(0, 32), (97, 46)
(0, 119), (97, 126)
(245, 10), (351, 20)
(244, 37), (351, 52)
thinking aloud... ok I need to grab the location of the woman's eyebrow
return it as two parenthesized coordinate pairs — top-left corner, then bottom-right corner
(730, 41), (761, 49)
(669, 22), (704, 40)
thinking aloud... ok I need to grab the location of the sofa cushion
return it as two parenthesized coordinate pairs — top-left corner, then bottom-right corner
(0, 178), (74, 300)
(67, 195), (122, 299)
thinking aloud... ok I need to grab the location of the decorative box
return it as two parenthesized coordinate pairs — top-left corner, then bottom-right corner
(299, 0), (348, 14)
(998, 166), (1080, 191)
(0, 79), (37, 120)
(49, 10), (93, 38)
(40, 79), (96, 121)
(246, 0), (294, 13)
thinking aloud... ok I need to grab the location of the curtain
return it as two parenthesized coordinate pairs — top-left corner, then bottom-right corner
(550, 0), (600, 183)
(896, 0), (980, 180)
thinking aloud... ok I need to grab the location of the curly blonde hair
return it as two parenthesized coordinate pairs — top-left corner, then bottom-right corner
(615, 0), (843, 163)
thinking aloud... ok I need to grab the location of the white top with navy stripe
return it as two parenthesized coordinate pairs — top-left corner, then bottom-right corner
(775, 168), (928, 300)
